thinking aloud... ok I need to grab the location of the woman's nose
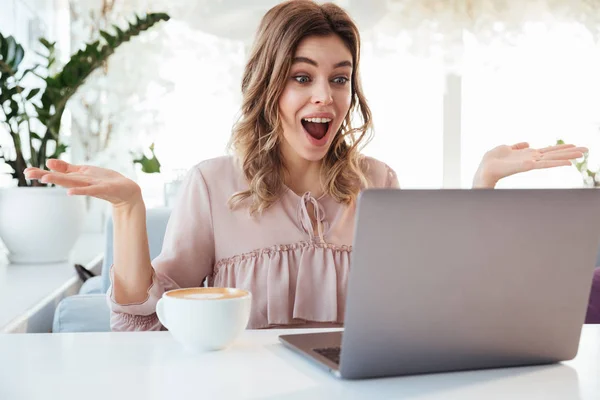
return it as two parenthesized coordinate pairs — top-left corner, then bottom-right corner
(311, 82), (333, 105)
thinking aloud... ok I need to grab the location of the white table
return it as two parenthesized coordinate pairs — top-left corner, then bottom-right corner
(1, 326), (599, 400)
(0, 233), (104, 333)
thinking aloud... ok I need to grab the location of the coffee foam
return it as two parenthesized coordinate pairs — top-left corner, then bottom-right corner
(181, 293), (226, 300)
(166, 287), (248, 300)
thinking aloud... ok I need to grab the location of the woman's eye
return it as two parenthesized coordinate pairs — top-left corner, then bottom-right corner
(333, 77), (349, 85)
(293, 75), (310, 84)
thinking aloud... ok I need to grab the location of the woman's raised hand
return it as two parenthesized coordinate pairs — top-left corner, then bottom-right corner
(24, 159), (142, 208)
(473, 142), (587, 188)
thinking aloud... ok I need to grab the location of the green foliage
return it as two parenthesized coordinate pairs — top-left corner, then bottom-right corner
(0, 13), (169, 186)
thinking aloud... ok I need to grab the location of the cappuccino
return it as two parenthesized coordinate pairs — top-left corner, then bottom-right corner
(166, 287), (249, 300)
(157, 286), (252, 352)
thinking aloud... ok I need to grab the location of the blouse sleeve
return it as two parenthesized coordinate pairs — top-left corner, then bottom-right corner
(386, 164), (400, 189)
(106, 165), (216, 331)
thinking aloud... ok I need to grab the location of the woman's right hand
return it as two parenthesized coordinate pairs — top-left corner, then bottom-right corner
(24, 159), (142, 208)
(28, 159), (154, 307)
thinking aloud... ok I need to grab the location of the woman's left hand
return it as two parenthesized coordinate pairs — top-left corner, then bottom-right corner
(473, 142), (587, 188)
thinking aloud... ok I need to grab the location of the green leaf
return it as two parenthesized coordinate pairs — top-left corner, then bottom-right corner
(114, 26), (125, 41)
(40, 88), (58, 104)
(29, 148), (38, 165)
(133, 143), (161, 173)
(34, 105), (50, 119)
(6, 99), (19, 118)
(5, 36), (16, 65)
(12, 43), (24, 69)
(59, 68), (78, 87)
(39, 38), (55, 50)
(99, 30), (116, 47)
(0, 33), (6, 58)
(0, 35), (25, 75)
(49, 143), (67, 159)
(45, 76), (61, 88)
(26, 88), (41, 100)
(5, 159), (17, 172)
(29, 131), (42, 141)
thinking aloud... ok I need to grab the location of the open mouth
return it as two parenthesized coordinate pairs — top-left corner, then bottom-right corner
(301, 117), (331, 141)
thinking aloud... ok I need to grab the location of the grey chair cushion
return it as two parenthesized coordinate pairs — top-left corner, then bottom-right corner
(79, 276), (103, 295)
(53, 207), (172, 332)
(52, 294), (110, 333)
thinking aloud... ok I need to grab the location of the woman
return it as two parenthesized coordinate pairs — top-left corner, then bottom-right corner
(25, 1), (586, 331)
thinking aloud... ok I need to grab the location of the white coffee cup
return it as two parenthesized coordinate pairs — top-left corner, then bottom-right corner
(156, 287), (252, 352)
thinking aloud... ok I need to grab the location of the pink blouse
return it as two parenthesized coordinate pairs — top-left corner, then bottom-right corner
(107, 155), (399, 331)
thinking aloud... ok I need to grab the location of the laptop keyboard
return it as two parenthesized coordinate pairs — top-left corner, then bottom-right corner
(313, 346), (341, 365)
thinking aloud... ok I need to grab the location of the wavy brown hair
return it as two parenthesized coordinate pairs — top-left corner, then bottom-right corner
(228, 0), (373, 214)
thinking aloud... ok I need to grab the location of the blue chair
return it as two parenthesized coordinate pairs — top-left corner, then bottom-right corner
(52, 207), (171, 332)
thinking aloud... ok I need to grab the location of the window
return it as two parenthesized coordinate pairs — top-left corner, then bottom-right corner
(461, 23), (600, 189)
(2, 1), (597, 197)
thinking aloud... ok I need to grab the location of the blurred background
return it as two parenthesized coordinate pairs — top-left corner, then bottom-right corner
(3, 0), (600, 209)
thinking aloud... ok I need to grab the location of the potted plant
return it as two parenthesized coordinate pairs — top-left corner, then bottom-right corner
(0, 13), (169, 263)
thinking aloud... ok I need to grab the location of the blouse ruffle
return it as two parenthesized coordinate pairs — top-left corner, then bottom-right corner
(108, 241), (351, 330)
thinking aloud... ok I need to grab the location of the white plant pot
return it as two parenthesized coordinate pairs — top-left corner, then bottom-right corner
(0, 187), (86, 264)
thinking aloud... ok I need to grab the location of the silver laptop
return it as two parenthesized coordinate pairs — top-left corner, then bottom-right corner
(279, 189), (600, 380)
